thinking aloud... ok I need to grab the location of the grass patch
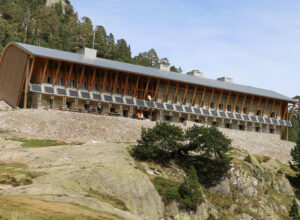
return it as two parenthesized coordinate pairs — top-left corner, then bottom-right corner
(85, 188), (128, 211)
(151, 176), (181, 205)
(0, 194), (121, 220)
(6, 138), (67, 148)
(0, 162), (37, 187)
(253, 154), (271, 163)
(0, 129), (10, 134)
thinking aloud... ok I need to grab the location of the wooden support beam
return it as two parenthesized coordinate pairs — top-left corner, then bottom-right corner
(143, 78), (151, 99)
(163, 81), (170, 102)
(199, 88), (207, 108)
(262, 98), (269, 116)
(52, 61), (61, 86)
(216, 90), (223, 110)
(133, 75), (140, 98)
(23, 58), (31, 109)
(224, 92), (231, 111)
(268, 99), (276, 117)
(248, 96), (255, 115)
(240, 94), (247, 114)
(289, 103), (296, 121)
(89, 68), (97, 91)
(41, 59), (49, 84)
(122, 74), (130, 96)
(27, 57), (36, 86)
(182, 84), (189, 104)
(207, 89), (215, 109)
(77, 66), (85, 89)
(254, 97), (262, 115)
(282, 103), (288, 120)
(153, 79), (160, 101)
(275, 100), (282, 119)
(101, 71), (108, 92)
(232, 93), (239, 112)
(111, 72), (119, 94)
(66, 64), (73, 88)
(172, 82), (179, 104)
(190, 86), (197, 106)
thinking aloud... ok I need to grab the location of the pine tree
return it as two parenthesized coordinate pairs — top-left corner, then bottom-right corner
(289, 199), (299, 219)
(290, 137), (300, 172)
(179, 166), (204, 210)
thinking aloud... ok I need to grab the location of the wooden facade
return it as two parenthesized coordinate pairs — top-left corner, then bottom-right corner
(0, 43), (296, 139)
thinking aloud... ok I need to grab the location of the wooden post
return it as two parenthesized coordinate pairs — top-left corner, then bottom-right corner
(163, 81), (170, 102)
(112, 72), (119, 94)
(133, 75), (140, 98)
(190, 86), (197, 106)
(41, 59), (49, 84)
(89, 68), (97, 91)
(289, 103), (296, 121)
(101, 71), (108, 92)
(268, 99), (276, 117)
(248, 96), (255, 114)
(66, 64), (73, 88)
(224, 92), (231, 111)
(23, 58), (30, 109)
(53, 61), (61, 86)
(207, 89), (215, 109)
(199, 87), (206, 108)
(216, 90), (223, 110)
(77, 66), (85, 89)
(232, 93), (239, 112)
(262, 98), (269, 116)
(153, 79), (160, 101)
(172, 82), (179, 104)
(275, 101), (282, 119)
(122, 74), (130, 96)
(254, 97), (262, 115)
(182, 84), (189, 104)
(143, 78), (150, 99)
(240, 94), (247, 114)
(282, 103), (288, 120)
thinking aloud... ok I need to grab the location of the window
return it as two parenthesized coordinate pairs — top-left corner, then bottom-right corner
(219, 104), (224, 110)
(47, 76), (52, 84)
(257, 110), (262, 116)
(255, 127), (260, 133)
(269, 128), (274, 134)
(83, 82), (87, 89)
(270, 112), (275, 118)
(66, 102), (72, 109)
(238, 125), (245, 130)
(164, 115), (171, 121)
(72, 80), (76, 88)
(95, 83), (98, 90)
(210, 102), (215, 109)
(174, 97), (177, 104)
(194, 119), (200, 123)
(236, 106), (240, 112)
(165, 95), (168, 103)
(227, 105), (232, 111)
(127, 88), (130, 95)
(179, 117), (186, 123)
(60, 78), (64, 86)
(212, 121), (217, 126)
(225, 123), (231, 129)
(243, 107), (247, 114)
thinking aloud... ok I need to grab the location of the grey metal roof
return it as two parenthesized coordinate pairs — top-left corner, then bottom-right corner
(13, 42), (294, 102)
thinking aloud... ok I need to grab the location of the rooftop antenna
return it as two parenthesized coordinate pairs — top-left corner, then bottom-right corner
(92, 29), (96, 49)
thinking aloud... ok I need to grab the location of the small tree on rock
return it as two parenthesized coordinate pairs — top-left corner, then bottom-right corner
(179, 166), (204, 210)
(289, 199), (299, 219)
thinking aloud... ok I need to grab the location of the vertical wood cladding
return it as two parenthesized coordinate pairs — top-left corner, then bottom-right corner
(0, 45), (28, 107)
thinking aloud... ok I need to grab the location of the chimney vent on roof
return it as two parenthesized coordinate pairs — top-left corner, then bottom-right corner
(78, 48), (97, 59)
(187, 70), (203, 78)
(159, 64), (170, 72)
(217, 76), (233, 83)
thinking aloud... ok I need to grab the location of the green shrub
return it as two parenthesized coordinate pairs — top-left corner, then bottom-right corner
(244, 155), (252, 164)
(290, 199), (299, 219)
(179, 166), (204, 210)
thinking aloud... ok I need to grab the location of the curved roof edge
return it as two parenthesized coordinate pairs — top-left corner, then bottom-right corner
(10, 42), (295, 103)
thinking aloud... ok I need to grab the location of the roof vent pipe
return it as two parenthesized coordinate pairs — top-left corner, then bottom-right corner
(187, 70), (204, 78)
(217, 77), (233, 83)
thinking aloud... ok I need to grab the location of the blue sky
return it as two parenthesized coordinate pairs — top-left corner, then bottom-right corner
(70, 0), (299, 98)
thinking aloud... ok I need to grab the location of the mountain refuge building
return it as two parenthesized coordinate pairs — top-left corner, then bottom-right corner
(0, 42), (296, 139)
